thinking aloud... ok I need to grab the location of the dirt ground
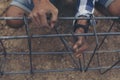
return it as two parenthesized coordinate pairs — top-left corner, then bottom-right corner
(0, 0), (120, 80)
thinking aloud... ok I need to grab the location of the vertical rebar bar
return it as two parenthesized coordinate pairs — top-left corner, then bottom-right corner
(97, 21), (115, 74)
(85, 15), (99, 72)
(23, 15), (33, 74)
(0, 40), (7, 75)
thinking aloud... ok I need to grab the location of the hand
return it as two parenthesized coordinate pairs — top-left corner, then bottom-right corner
(29, 0), (58, 28)
(73, 27), (88, 58)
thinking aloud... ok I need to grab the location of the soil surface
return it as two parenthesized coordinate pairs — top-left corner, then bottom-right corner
(0, 0), (120, 80)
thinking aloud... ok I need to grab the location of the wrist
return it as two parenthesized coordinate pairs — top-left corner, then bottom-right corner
(74, 24), (89, 33)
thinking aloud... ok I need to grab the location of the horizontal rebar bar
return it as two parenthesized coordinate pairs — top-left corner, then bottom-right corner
(1, 68), (79, 75)
(0, 52), (72, 55)
(0, 16), (120, 20)
(2, 65), (120, 75)
(0, 32), (120, 40)
(0, 49), (120, 55)
(59, 17), (120, 20)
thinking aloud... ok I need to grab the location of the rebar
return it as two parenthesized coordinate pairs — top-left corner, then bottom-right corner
(0, 16), (120, 20)
(0, 16), (120, 75)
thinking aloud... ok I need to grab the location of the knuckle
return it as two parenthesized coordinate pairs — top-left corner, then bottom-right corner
(54, 9), (58, 14)
(39, 10), (45, 16)
(55, 9), (58, 13)
(33, 13), (37, 16)
(32, 13), (37, 17)
(52, 8), (58, 14)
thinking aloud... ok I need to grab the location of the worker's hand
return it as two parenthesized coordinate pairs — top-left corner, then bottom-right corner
(72, 19), (89, 58)
(73, 28), (88, 58)
(29, 1), (58, 28)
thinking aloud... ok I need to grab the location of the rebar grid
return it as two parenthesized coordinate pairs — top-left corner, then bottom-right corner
(0, 16), (120, 75)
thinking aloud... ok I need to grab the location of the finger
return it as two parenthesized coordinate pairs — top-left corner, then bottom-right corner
(50, 11), (58, 28)
(75, 53), (82, 58)
(29, 13), (40, 26)
(73, 37), (83, 50)
(78, 42), (88, 53)
(35, 13), (42, 26)
(33, 16), (40, 26)
(50, 21), (56, 28)
(74, 43), (88, 58)
(39, 13), (49, 27)
(80, 43), (87, 51)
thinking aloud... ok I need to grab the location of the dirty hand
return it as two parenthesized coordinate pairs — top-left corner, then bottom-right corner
(29, 0), (58, 28)
(73, 28), (88, 58)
